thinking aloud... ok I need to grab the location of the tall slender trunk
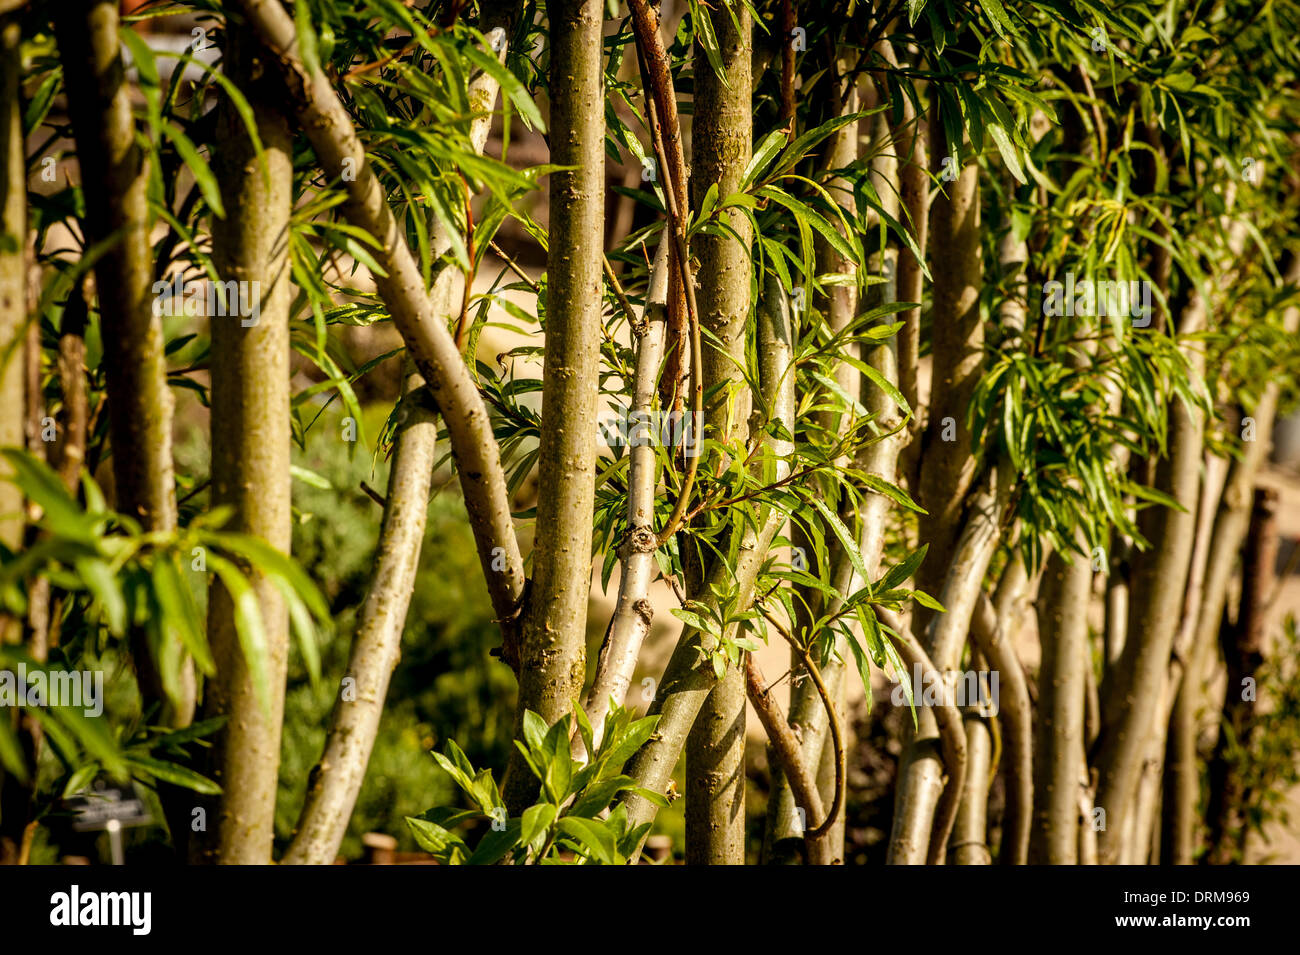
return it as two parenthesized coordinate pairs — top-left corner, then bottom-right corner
(684, 3), (751, 865)
(1172, 253), (1300, 861)
(1094, 291), (1205, 864)
(583, 241), (670, 749)
(1029, 538), (1091, 864)
(0, 10), (24, 565)
(914, 118), (981, 608)
(54, 0), (193, 724)
(622, 278), (791, 855)
(0, 9), (29, 865)
(284, 370), (437, 864)
(195, 31), (294, 864)
(284, 9), (511, 859)
(889, 467), (1008, 863)
(766, 75), (867, 861)
(970, 590), (1031, 864)
(503, 0), (605, 809)
(951, 711), (992, 864)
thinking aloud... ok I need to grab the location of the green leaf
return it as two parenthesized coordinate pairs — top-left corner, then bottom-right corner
(876, 544), (928, 593)
(807, 496), (869, 586)
(557, 815), (618, 864)
(125, 754), (221, 795)
(521, 802), (557, 848)
(987, 122), (1026, 185)
(976, 0), (1016, 39)
(160, 122), (224, 218)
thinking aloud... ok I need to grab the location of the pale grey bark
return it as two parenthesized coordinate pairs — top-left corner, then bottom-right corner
(879, 607), (967, 865)
(284, 373), (437, 864)
(1029, 536), (1091, 864)
(1094, 292), (1206, 864)
(622, 277), (793, 854)
(283, 13), (511, 860)
(583, 241), (671, 750)
(969, 591), (1031, 864)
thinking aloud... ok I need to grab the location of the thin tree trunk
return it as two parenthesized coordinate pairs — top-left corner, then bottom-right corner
(0, 9), (28, 865)
(1094, 291), (1206, 864)
(951, 711), (992, 864)
(745, 655), (829, 863)
(1029, 538), (1091, 864)
(915, 119), (981, 607)
(502, 0), (606, 808)
(889, 465), (1007, 863)
(969, 591), (1031, 864)
(1177, 252), (1300, 862)
(583, 241), (670, 749)
(54, 0), (193, 723)
(195, 31), (294, 865)
(283, 10), (511, 859)
(879, 608), (967, 865)
(766, 74), (863, 860)
(0, 9), (24, 564)
(622, 277), (792, 855)
(684, 5), (752, 863)
(284, 370), (437, 864)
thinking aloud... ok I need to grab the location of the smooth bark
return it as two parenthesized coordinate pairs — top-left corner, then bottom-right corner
(504, 0), (605, 809)
(197, 31), (294, 865)
(683, 2), (752, 865)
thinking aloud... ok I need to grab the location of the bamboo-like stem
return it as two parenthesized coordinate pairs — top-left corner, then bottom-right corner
(504, 0), (606, 811)
(683, 1), (753, 866)
(195, 30), (294, 865)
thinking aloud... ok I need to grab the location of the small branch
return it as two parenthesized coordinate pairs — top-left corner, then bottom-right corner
(744, 655), (832, 864)
(878, 607), (968, 866)
(756, 600), (844, 843)
(582, 240), (671, 751)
